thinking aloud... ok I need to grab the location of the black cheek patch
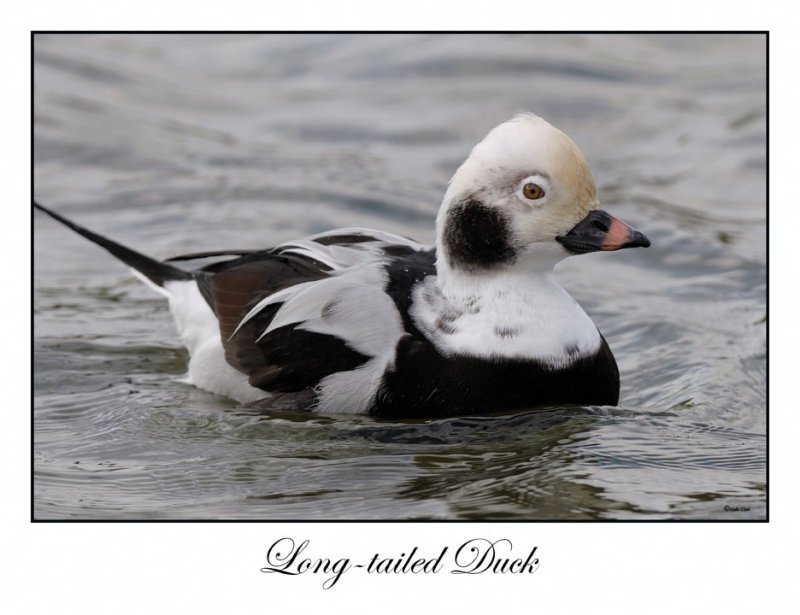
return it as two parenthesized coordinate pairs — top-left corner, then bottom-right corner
(443, 199), (518, 271)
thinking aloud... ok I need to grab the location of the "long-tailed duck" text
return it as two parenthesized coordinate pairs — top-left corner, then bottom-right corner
(260, 537), (540, 589)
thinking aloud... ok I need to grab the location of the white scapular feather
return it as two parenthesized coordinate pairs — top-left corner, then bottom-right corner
(229, 280), (316, 339)
(257, 277), (350, 340)
(296, 268), (402, 357)
(259, 265), (398, 353)
(232, 229), (427, 347)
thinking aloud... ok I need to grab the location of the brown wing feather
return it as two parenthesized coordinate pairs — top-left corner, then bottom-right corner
(193, 251), (373, 394)
(196, 256), (328, 374)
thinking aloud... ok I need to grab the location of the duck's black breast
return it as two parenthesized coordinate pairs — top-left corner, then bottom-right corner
(375, 248), (620, 417)
(373, 335), (619, 418)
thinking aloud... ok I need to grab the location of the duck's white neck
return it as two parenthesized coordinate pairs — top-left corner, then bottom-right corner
(434, 248), (563, 300)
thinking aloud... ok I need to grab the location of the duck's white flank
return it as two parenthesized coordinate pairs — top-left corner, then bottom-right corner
(162, 279), (266, 403)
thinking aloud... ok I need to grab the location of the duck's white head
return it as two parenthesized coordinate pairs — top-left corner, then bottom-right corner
(435, 113), (649, 286)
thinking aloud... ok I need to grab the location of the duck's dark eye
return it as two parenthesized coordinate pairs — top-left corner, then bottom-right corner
(522, 182), (545, 200)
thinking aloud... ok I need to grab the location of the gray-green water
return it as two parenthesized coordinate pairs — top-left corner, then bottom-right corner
(33, 33), (766, 519)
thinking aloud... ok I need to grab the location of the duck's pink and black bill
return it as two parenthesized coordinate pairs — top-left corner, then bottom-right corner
(557, 210), (650, 254)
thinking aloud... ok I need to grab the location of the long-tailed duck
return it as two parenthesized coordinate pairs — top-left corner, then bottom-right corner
(35, 113), (649, 417)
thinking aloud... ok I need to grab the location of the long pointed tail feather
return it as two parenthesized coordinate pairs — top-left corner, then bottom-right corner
(34, 201), (192, 287)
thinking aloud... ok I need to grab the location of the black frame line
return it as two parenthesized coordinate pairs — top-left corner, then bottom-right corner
(30, 30), (769, 523)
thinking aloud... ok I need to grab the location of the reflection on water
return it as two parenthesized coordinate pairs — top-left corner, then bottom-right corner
(33, 33), (766, 520)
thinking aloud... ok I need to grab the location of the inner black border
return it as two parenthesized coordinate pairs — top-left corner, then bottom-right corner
(30, 30), (769, 523)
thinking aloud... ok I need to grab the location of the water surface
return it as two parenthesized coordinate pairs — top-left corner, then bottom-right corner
(33, 33), (767, 520)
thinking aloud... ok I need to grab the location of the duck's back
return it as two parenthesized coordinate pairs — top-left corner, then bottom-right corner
(183, 233), (620, 416)
(180, 229), (431, 411)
